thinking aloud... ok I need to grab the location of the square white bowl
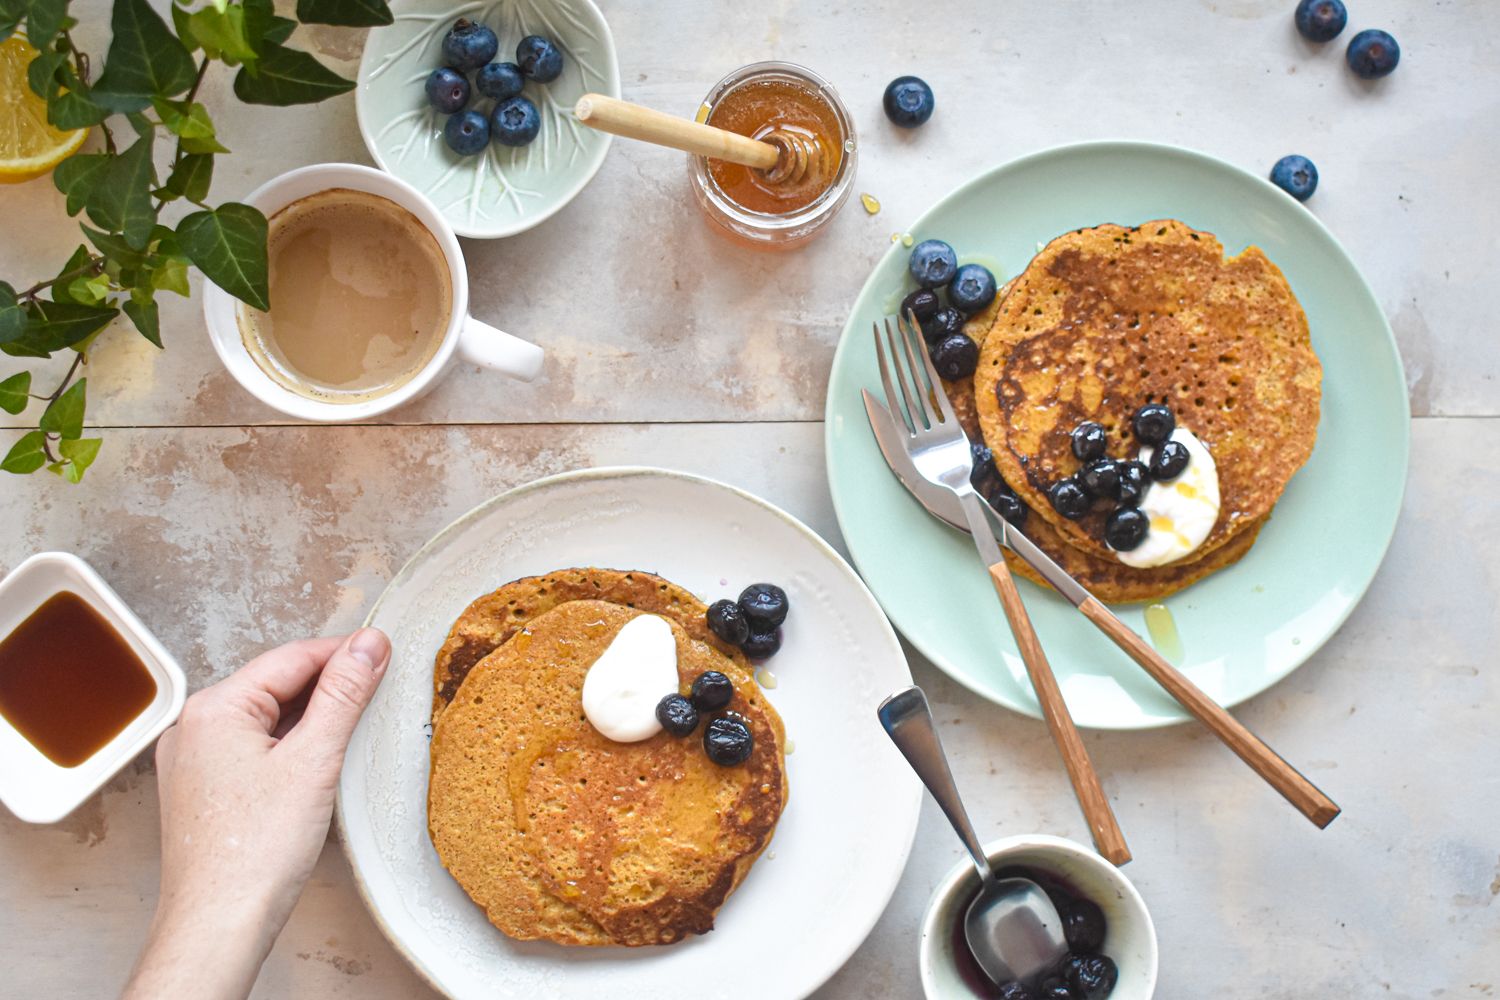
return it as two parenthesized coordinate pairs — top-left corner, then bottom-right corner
(0, 552), (186, 823)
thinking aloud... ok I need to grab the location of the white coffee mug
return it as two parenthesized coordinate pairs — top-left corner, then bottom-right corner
(201, 163), (543, 421)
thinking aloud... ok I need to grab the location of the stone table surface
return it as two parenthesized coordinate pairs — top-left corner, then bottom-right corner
(2, 1), (1497, 997)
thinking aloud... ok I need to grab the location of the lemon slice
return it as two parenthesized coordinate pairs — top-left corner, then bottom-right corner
(0, 35), (88, 184)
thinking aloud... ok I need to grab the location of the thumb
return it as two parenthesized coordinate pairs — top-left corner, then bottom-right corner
(284, 627), (390, 767)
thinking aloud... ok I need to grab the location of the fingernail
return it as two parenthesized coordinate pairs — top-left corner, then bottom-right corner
(348, 627), (390, 671)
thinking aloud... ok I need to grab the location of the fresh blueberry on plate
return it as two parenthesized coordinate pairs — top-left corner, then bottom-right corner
(655, 693), (698, 737)
(1115, 460), (1149, 505)
(476, 61), (524, 101)
(901, 288), (940, 324)
(971, 441), (996, 481)
(1149, 439), (1190, 480)
(703, 715), (754, 766)
(1071, 421), (1107, 462)
(425, 67), (470, 114)
(949, 263), (997, 315)
(516, 34), (564, 83)
(706, 598), (749, 646)
(1105, 506), (1149, 551)
(441, 18), (498, 72)
(1048, 478), (1091, 520)
(882, 75), (934, 128)
(988, 486), (1029, 527)
(908, 239), (958, 289)
(739, 583), (789, 629)
(1036, 976), (1076, 1000)
(1294, 0), (1346, 42)
(490, 96), (541, 146)
(690, 671), (735, 712)
(443, 110), (490, 155)
(1347, 28), (1400, 79)
(931, 332), (979, 380)
(1067, 954), (1118, 1000)
(1080, 458), (1121, 499)
(741, 629), (782, 659)
(1270, 154), (1318, 202)
(1131, 402), (1175, 445)
(921, 306), (964, 345)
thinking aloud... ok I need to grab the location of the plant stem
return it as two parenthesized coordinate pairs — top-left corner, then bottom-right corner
(17, 257), (105, 302)
(49, 353), (85, 402)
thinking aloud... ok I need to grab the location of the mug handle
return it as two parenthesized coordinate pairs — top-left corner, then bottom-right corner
(457, 315), (544, 382)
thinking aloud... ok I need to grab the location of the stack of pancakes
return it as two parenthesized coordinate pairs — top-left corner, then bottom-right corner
(945, 220), (1322, 602)
(427, 568), (788, 947)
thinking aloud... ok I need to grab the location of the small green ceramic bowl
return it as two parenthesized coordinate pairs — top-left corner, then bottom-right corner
(356, 0), (621, 238)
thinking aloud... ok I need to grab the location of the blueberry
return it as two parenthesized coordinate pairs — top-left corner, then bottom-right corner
(655, 693), (698, 737)
(1062, 898), (1107, 953)
(1115, 460), (1149, 505)
(908, 239), (959, 289)
(703, 714), (754, 766)
(1149, 439), (1190, 481)
(690, 671), (734, 712)
(1058, 954), (1089, 984)
(706, 599), (749, 646)
(443, 110), (490, 156)
(1270, 154), (1318, 202)
(1067, 954), (1118, 1000)
(1079, 458), (1121, 499)
(1071, 421), (1107, 462)
(970, 441), (996, 487)
(425, 67), (470, 114)
(882, 75), (934, 128)
(1131, 403), (1175, 445)
(475, 61), (524, 101)
(1347, 28), (1399, 79)
(988, 486), (1029, 527)
(516, 34), (563, 83)
(1037, 977), (1075, 1000)
(441, 18), (498, 72)
(739, 583), (789, 629)
(948, 263), (997, 315)
(741, 629), (781, 659)
(1294, 0), (1346, 42)
(998, 983), (1037, 1000)
(1048, 478), (1091, 520)
(490, 96), (541, 147)
(901, 288), (940, 324)
(1104, 507), (1149, 551)
(931, 333), (979, 380)
(921, 306), (964, 345)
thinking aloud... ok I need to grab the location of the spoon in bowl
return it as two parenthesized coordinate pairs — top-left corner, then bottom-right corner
(878, 686), (1068, 986)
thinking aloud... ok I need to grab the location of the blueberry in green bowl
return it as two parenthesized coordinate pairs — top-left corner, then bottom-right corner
(356, 0), (621, 239)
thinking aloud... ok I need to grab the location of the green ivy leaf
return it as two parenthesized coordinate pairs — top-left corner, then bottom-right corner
(66, 273), (111, 305)
(48, 86), (109, 129)
(264, 15), (296, 45)
(0, 372), (29, 414)
(85, 132), (157, 250)
(25, 0), (67, 45)
(122, 296), (161, 347)
(295, 0), (392, 28)
(149, 256), (192, 297)
(81, 224), (147, 267)
(233, 42), (353, 106)
(50, 245), (96, 305)
(170, 1), (195, 50)
(177, 203), (269, 310)
(91, 0), (198, 111)
(52, 153), (109, 216)
(39, 377), (85, 439)
(0, 281), (26, 345)
(159, 152), (214, 203)
(152, 99), (230, 154)
(18, 300), (117, 355)
(56, 436), (102, 482)
(1, 431), (48, 475)
(26, 47), (66, 100)
(0, 0), (24, 41)
(185, 5), (257, 65)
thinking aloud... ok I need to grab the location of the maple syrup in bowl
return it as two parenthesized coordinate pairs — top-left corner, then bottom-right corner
(689, 61), (857, 249)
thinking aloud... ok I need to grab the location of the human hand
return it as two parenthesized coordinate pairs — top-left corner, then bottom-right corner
(123, 629), (391, 1000)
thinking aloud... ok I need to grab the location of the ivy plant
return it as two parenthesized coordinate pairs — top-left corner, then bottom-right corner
(0, 0), (392, 481)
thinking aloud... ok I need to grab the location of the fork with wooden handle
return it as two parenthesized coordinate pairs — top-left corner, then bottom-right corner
(874, 314), (1132, 866)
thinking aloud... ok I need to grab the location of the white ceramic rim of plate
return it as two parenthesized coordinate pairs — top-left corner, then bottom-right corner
(823, 138), (1410, 729)
(353, 0), (621, 240)
(334, 465), (923, 999)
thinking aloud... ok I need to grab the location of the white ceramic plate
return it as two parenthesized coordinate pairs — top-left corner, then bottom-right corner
(336, 468), (922, 1000)
(356, 0), (620, 239)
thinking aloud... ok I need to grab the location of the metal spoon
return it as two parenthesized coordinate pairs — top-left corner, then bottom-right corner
(878, 686), (1068, 986)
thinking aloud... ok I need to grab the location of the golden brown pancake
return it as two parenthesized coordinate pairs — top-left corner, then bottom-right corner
(948, 294), (1265, 603)
(432, 568), (745, 719)
(428, 600), (787, 947)
(974, 220), (1320, 564)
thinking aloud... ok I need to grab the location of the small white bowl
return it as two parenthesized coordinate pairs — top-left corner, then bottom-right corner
(0, 553), (186, 823)
(919, 835), (1158, 999)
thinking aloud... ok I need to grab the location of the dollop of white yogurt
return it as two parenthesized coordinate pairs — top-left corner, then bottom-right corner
(581, 614), (679, 742)
(1112, 428), (1221, 569)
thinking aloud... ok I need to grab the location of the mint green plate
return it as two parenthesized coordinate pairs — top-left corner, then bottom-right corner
(825, 141), (1409, 729)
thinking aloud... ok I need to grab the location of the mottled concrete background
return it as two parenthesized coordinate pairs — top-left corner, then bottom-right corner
(1, 1), (1497, 998)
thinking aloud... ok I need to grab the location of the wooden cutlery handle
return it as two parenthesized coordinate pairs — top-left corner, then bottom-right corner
(989, 561), (1132, 866)
(1078, 596), (1340, 828)
(573, 93), (780, 170)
